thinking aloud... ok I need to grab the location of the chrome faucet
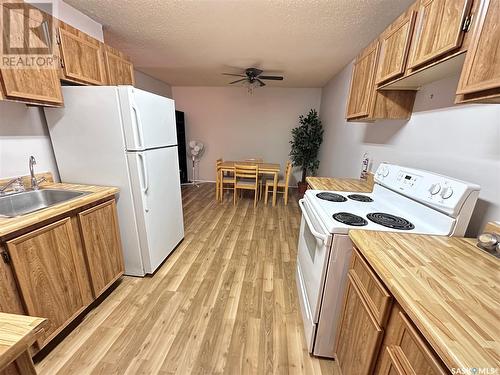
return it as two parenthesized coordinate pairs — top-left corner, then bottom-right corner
(29, 156), (45, 190)
(0, 178), (23, 196)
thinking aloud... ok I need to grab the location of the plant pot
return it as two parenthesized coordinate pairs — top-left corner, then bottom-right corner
(297, 181), (308, 198)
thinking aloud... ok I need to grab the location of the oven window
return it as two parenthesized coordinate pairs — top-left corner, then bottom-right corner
(304, 218), (317, 262)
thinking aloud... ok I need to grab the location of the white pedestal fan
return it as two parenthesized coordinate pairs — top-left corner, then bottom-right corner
(189, 140), (204, 187)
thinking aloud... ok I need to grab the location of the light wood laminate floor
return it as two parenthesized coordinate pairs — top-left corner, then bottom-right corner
(35, 183), (336, 374)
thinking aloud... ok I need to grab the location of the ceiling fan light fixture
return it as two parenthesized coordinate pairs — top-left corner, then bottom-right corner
(222, 67), (284, 92)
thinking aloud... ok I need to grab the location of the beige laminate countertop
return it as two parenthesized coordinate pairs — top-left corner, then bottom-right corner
(0, 312), (46, 370)
(306, 176), (373, 192)
(0, 182), (119, 239)
(349, 230), (500, 372)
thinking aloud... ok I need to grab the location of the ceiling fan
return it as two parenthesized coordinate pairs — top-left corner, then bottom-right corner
(222, 68), (284, 87)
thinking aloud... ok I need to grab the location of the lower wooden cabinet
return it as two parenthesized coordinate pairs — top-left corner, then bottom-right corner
(335, 247), (449, 375)
(374, 304), (448, 375)
(335, 274), (384, 375)
(0, 198), (124, 350)
(6, 218), (93, 346)
(78, 200), (125, 298)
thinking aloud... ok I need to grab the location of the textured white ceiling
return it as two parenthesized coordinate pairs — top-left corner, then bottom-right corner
(65, 0), (414, 87)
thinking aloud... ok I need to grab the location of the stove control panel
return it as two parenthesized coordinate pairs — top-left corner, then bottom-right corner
(374, 163), (480, 216)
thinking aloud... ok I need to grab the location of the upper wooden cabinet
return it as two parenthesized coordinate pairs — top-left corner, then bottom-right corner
(348, 0), (500, 119)
(346, 40), (417, 122)
(407, 0), (473, 69)
(78, 200), (125, 298)
(0, 2), (63, 106)
(104, 45), (135, 85)
(56, 21), (107, 86)
(376, 9), (417, 85)
(1, 0), (135, 106)
(456, 0), (500, 103)
(346, 41), (379, 119)
(6, 218), (93, 346)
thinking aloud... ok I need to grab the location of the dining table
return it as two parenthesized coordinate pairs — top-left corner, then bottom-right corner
(219, 161), (281, 206)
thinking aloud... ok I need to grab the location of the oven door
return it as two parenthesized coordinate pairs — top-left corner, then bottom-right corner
(296, 198), (333, 351)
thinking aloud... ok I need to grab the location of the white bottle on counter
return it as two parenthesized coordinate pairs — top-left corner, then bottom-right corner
(360, 153), (371, 180)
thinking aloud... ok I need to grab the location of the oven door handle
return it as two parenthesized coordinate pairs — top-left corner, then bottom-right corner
(299, 199), (329, 244)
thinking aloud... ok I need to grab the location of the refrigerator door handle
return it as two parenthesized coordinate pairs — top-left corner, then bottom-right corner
(138, 152), (150, 212)
(131, 99), (145, 150)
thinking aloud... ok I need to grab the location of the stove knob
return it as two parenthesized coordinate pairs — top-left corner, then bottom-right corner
(382, 167), (389, 177)
(429, 183), (441, 195)
(440, 186), (454, 199)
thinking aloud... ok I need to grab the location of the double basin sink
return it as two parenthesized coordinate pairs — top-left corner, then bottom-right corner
(0, 189), (89, 218)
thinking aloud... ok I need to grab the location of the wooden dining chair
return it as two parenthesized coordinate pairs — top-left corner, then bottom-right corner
(245, 158), (263, 163)
(234, 164), (259, 207)
(215, 158), (222, 200)
(217, 159), (235, 202)
(265, 160), (292, 205)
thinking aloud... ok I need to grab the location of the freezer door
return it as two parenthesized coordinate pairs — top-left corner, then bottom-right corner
(119, 86), (178, 150)
(127, 146), (184, 274)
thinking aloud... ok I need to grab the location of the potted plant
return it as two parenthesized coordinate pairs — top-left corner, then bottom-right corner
(289, 109), (324, 198)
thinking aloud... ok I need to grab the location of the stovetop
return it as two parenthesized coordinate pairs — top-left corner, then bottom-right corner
(304, 187), (455, 235)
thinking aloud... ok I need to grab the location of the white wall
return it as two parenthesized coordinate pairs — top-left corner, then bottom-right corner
(172, 86), (322, 183)
(318, 61), (500, 236)
(0, 102), (59, 180)
(134, 70), (173, 98)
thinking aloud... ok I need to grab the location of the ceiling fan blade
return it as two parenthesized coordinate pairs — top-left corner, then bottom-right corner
(222, 73), (246, 77)
(229, 78), (247, 84)
(257, 79), (266, 87)
(259, 75), (284, 81)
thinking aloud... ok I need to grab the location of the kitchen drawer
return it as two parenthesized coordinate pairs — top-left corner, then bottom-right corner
(375, 305), (448, 375)
(350, 248), (392, 325)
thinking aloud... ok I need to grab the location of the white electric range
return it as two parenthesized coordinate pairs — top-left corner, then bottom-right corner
(296, 163), (480, 358)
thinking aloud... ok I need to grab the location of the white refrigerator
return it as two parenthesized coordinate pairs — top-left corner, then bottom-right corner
(45, 86), (184, 276)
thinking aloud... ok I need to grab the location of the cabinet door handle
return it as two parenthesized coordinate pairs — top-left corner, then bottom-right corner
(1, 250), (11, 264)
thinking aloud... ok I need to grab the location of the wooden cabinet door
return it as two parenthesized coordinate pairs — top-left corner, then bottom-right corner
(58, 25), (107, 85)
(376, 11), (417, 85)
(346, 42), (379, 119)
(456, 0), (500, 95)
(408, 0), (472, 69)
(374, 305), (447, 375)
(0, 3), (63, 105)
(105, 47), (135, 85)
(6, 218), (92, 346)
(78, 200), (124, 298)
(335, 274), (384, 375)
